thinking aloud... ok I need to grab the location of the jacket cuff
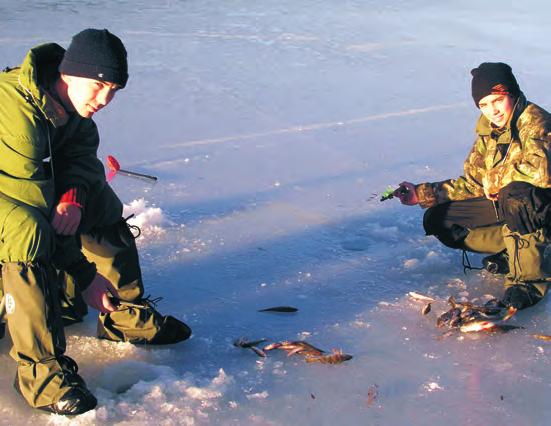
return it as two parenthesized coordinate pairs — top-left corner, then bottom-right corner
(59, 186), (87, 209)
(65, 259), (97, 291)
(416, 183), (437, 209)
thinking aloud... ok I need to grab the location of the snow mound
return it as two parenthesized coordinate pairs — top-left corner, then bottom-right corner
(123, 198), (168, 238)
(49, 367), (232, 425)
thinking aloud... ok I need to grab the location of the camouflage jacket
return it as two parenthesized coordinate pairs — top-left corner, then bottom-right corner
(416, 94), (551, 208)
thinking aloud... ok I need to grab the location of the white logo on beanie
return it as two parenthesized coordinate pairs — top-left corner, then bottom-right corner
(98, 73), (104, 78)
(5, 293), (15, 315)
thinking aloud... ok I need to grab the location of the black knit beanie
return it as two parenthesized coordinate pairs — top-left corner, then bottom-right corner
(59, 28), (128, 88)
(471, 62), (520, 106)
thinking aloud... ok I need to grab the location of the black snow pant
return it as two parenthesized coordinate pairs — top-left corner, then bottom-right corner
(423, 182), (551, 251)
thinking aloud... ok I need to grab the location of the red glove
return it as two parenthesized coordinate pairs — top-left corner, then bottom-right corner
(51, 202), (82, 235)
(81, 273), (118, 313)
(394, 182), (419, 205)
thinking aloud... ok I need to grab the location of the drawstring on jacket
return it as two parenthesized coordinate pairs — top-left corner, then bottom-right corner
(461, 250), (484, 275)
(504, 233), (530, 281)
(123, 214), (141, 239)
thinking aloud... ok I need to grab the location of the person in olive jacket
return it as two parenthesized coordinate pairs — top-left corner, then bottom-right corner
(0, 29), (191, 415)
(395, 62), (551, 311)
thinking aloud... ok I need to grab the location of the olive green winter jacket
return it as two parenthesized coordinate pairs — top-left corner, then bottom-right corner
(0, 43), (108, 286)
(416, 95), (551, 208)
(0, 42), (106, 211)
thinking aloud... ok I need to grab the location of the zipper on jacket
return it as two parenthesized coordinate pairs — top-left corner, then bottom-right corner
(17, 74), (56, 184)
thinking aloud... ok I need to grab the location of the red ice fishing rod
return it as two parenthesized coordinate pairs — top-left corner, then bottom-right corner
(106, 155), (158, 183)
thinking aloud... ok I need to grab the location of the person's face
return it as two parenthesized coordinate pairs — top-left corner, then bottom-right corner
(60, 74), (120, 118)
(478, 93), (515, 128)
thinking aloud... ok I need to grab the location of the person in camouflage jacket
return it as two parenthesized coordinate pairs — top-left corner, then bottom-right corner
(395, 62), (551, 310)
(0, 29), (191, 415)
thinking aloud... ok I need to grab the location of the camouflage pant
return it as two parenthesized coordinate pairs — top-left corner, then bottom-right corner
(0, 184), (163, 408)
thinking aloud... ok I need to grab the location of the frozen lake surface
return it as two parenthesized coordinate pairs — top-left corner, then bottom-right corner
(1, 1), (551, 424)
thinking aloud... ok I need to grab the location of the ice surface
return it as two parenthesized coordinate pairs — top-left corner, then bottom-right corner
(1, 1), (551, 424)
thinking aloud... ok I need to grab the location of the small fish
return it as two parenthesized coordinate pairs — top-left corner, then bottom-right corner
(459, 320), (497, 333)
(249, 346), (267, 357)
(264, 340), (325, 357)
(421, 303), (431, 315)
(436, 300), (514, 329)
(263, 342), (283, 351)
(408, 292), (435, 302)
(448, 309), (463, 328)
(437, 307), (462, 328)
(436, 314), (449, 328)
(459, 309), (486, 324)
(460, 321), (522, 333)
(233, 337), (267, 348)
(448, 295), (457, 308)
(531, 334), (551, 341)
(305, 349), (353, 365)
(501, 306), (517, 322)
(233, 338), (269, 357)
(258, 306), (298, 313)
(464, 306), (501, 318)
(283, 341), (325, 357)
(460, 305), (515, 323)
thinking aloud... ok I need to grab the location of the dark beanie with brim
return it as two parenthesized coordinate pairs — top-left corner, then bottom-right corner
(59, 28), (128, 88)
(471, 62), (520, 106)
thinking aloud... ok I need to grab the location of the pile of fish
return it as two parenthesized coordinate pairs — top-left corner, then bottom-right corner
(409, 292), (519, 334)
(410, 291), (551, 340)
(234, 338), (353, 365)
(436, 296), (518, 333)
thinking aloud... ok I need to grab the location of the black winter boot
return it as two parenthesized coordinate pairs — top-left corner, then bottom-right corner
(502, 284), (544, 310)
(37, 386), (97, 416)
(147, 314), (192, 345)
(482, 250), (510, 274)
(500, 225), (550, 309)
(98, 296), (192, 345)
(14, 355), (97, 416)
